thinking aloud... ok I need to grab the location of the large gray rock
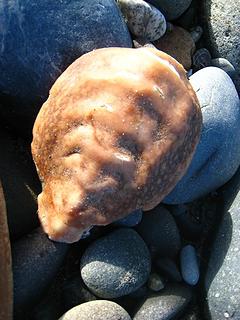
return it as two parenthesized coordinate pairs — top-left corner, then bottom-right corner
(164, 67), (240, 204)
(205, 167), (240, 319)
(0, 0), (132, 136)
(204, 0), (240, 94)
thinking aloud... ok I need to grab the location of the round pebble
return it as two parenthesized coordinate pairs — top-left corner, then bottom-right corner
(180, 245), (199, 286)
(147, 0), (192, 20)
(117, 0), (166, 41)
(114, 209), (143, 227)
(133, 284), (192, 319)
(59, 300), (131, 320)
(147, 273), (165, 292)
(211, 58), (237, 79)
(193, 48), (212, 70)
(80, 228), (151, 299)
(136, 205), (181, 259)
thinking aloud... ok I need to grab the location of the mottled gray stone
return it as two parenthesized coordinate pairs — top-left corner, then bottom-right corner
(0, 0), (132, 136)
(136, 205), (181, 259)
(59, 300), (131, 320)
(133, 284), (192, 320)
(205, 167), (240, 319)
(12, 228), (68, 317)
(80, 228), (151, 299)
(180, 245), (199, 286)
(146, 0), (192, 20)
(164, 67), (240, 204)
(204, 0), (240, 94)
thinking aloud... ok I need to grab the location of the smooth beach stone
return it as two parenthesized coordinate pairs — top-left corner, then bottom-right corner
(59, 300), (131, 320)
(113, 209), (143, 227)
(164, 67), (240, 204)
(133, 284), (192, 320)
(180, 245), (199, 286)
(0, 129), (41, 240)
(0, 0), (132, 136)
(147, 273), (165, 292)
(136, 205), (181, 259)
(117, 0), (166, 41)
(80, 228), (151, 299)
(204, 0), (240, 94)
(205, 167), (240, 319)
(146, 0), (192, 20)
(211, 58), (237, 80)
(154, 25), (195, 70)
(12, 228), (68, 317)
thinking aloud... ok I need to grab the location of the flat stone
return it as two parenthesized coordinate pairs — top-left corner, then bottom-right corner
(164, 67), (240, 204)
(59, 300), (131, 320)
(0, 0), (132, 136)
(204, 0), (240, 94)
(80, 228), (151, 299)
(133, 284), (192, 320)
(0, 129), (41, 239)
(136, 205), (181, 259)
(205, 167), (240, 319)
(12, 228), (68, 317)
(146, 0), (192, 20)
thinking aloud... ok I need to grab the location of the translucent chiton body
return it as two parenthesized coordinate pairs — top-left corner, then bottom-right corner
(31, 47), (202, 243)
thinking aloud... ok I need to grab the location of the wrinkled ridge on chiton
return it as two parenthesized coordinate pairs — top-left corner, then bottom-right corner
(31, 47), (202, 243)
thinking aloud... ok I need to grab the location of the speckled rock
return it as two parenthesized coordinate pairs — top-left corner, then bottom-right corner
(117, 0), (166, 41)
(136, 205), (181, 259)
(12, 228), (68, 317)
(164, 67), (240, 204)
(147, 273), (165, 292)
(154, 25), (195, 69)
(204, 0), (240, 94)
(180, 245), (199, 286)
(146, 0), (192, 20)
(59, 300), (131, 320)
(114, 209), (143, 227)
(80, 228), (151, 299)
(0, 0), (132, 136)
(0, 129), (41, 240)
(133, 284), (192, 319)
(205, 167), (240, 319)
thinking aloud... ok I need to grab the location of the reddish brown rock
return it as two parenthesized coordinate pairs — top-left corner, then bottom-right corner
(0, 181), (13, 320)
(154, 26), (196, 70)
(31, 47), (202, 243)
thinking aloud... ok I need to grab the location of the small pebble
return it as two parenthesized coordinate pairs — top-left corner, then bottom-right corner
(154, 25), (195, 70)
(117, 0), (166, 41)
(146, 0), (192, 20)
(136, 205), (181, 259)
(155, 257), (182, 282)
(147, 273), (165, 292)
(80, 228), (151, 299)
(193, 48), (212, 70)
(211, 58), (237, 79)
(114, 209), (143, 227)
(59, 300), (131, 320)
(180, 245), (199, 286)
(133, 284), (192, 319)
(190, 26), (203, 43)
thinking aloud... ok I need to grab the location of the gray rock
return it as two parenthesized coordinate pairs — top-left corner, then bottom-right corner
(0, 0), (132, 136)
(12, 228), (68, 317)
(114, 209), (143, 227)
(147, 273), (165, 292)
(155, 257), (182, 282)
(180, 245), (199, 286)
(164, 67), (240, 204)
(80, 228), (151, 299)
(59, 300), (131, 320)
(136, 205), (181, 259)
(0, 129), (41, 240)
(204, 0), (240, 94)
(133, 284), (192, 320)
(146, 0), (192, 20)
(211, 58), (237, 80)
(205, 167), (240, 319)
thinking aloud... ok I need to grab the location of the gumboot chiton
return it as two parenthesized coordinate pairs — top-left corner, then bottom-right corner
(31, 47), (202, 243)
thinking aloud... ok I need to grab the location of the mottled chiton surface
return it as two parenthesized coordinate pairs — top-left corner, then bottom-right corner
(31, 47), (202, 243)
